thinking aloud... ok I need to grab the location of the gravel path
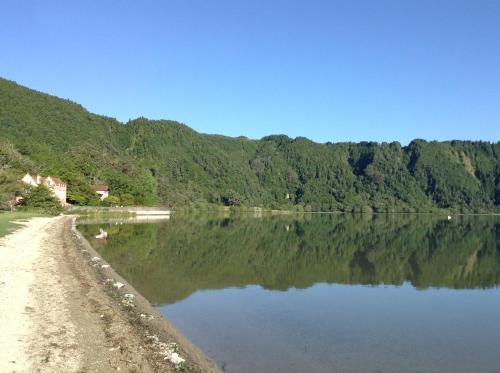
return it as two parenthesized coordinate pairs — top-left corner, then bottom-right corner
(0, 216), (218, 373)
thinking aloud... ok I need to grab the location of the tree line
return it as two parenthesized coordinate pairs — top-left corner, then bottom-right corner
(0, 77), (498, 212)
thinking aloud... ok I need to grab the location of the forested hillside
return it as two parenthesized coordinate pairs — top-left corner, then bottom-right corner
(0, 78), (498, 212)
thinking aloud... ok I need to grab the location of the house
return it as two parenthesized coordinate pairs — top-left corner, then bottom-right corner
(94, 185), (110, 201)
(22, 173), (67, 206)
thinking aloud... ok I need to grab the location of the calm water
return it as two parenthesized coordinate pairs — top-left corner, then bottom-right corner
(78, 214), (500, 373)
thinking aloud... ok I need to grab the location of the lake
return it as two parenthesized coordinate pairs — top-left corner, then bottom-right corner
(78, 213), (500, 373)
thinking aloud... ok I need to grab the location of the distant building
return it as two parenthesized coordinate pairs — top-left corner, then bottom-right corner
(22, 173), (67, 206)
(94, 185), (110, 201)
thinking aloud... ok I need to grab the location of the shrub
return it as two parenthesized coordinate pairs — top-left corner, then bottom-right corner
(105, 195), (121, 206)
(21, 185), (62, 214)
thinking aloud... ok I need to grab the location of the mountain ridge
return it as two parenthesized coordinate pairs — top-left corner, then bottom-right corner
(1, 77), (498, 212)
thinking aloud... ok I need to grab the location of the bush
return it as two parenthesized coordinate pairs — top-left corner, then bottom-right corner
(105, 195), (121, 206)
(87, 198), (100, 206)
(21, 185), (62, 214)
(120, 193), (135, 206)
(67, 191), (88, 205)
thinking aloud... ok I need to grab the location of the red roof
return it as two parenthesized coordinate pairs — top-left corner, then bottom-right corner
(23, 174), (66, 187)
(94, 185), (110, 191)
(49, 177), (65, 186)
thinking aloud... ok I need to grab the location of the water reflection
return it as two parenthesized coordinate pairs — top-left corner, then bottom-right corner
(78, 214), (499, 305)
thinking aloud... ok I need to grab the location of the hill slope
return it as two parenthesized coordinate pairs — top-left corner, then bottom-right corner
(0, 78), (498, 212)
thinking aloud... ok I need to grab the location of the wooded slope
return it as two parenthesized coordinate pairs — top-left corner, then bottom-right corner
(1, 78), (498, 212)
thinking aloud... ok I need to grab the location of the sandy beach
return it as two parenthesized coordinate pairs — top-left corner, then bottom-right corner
(0, 216), (218, 373)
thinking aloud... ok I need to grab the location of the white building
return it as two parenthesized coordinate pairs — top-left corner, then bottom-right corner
(94, 185), (110, 201)
(22, 173), (67, 206)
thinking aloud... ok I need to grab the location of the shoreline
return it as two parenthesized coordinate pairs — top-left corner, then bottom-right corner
(64, 206), (500, 217)
(70, 216), (219, 372)
(0, 215), (219, 372)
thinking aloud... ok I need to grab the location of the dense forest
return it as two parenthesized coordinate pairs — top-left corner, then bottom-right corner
(1, 77), (499, 212)
(78, 214), (500, 304)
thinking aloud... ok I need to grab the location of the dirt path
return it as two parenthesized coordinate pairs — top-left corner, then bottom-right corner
(0, 216), (218, 373)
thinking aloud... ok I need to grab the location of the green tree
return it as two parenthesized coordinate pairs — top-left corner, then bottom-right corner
(105, 195), (121, 206)
(21, 185), (62, 214)
(0, 169), (23, 210)
(120, 193), (135, 206)
(0, 77), (498, 213)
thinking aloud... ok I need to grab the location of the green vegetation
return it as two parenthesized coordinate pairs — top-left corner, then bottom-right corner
(0, 77), (499, 212)
(19, 184), (63, 214)
(0, 211), (42, 237)
(0, 141), (33, 210)
(78, 214), (500, 304)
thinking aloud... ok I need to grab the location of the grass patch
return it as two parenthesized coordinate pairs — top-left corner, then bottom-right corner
(0, 211), (44, 238)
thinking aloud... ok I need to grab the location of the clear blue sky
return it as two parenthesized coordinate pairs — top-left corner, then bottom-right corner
(1, 0), (499, 144)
